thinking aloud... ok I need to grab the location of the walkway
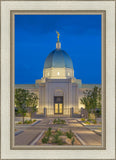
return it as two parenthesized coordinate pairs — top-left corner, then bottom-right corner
(15, 118), (101, 146)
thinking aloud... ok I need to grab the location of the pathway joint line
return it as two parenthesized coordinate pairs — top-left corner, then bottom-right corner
(30, 130), (45, 145)
(75, 133), (86, 145)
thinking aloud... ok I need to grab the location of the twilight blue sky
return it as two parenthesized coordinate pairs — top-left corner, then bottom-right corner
(15, 15), (101, 84)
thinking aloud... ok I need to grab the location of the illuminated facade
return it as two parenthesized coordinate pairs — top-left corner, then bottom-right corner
(15, 33), (101, 117)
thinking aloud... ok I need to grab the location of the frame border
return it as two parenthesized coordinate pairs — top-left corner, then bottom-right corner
(10, 10), (106, 150)
(0, 0), (115, 160)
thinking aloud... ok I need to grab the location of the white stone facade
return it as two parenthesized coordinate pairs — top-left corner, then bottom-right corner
(37, 78), (78, 116)
(15, 78), (101, 116)
(43, 67), (74, 79)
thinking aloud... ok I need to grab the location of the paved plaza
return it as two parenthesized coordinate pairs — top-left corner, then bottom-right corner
(15, 118), (102, 146)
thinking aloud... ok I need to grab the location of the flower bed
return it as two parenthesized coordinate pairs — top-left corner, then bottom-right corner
(81, 118), (100, 125)
(36, 128), (81, 145)
(53, 118), (66, 124)
(16, 119), (36, 124)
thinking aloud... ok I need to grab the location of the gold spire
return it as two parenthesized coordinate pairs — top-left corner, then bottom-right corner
(56, 31), (60, 42)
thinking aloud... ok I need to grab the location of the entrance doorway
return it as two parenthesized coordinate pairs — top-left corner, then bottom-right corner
(54, 96), (63, 114)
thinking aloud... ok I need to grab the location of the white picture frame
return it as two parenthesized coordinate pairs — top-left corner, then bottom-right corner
(0, 0), (116, 160)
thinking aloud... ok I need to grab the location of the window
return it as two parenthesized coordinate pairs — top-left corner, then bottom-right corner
(57, 72), (60, 75)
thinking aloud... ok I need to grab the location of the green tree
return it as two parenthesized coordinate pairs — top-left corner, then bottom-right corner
(26, 92), (38, 120)
(96, 87), (101, 118)
(80, 90), (92, 119)
(15, 88), (29, 124)
(97, 88), (101, 109)
(91, 86), (101, 120)
(91, 87), (98, 120)
(80, 86), (101, 120)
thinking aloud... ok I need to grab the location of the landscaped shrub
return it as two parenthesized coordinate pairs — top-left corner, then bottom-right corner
(45, 127), (52, 137)
(66, 130), (73, 139)
(24, 120), (35, 124)
(56, 129), (63, 136)
(48, 127), (52, 132)
(42, 128), (52, 144)
(52, 134), (63, 145)
(87, 118), (91, 122)
(53, 119), (57, 124)
(33, 119), (36, 122)
(71, 137), (75, 145)
(42, 136), (49, 144)
(52, 134), (59, 142)
(57, 138), (64, 145)
(56, 118), (61, 124)
(24, 120), (28, 124)
(84, 121), (90, 125)
(17, 121), (22, 124)
(61, 119), (65, 124)
(53, 118), (66, 124)
(91, 119), (97, 124)
(81, 118), (85, 121)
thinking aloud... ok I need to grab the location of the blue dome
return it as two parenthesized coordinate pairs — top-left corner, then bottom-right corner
(44, 49), (73, 69)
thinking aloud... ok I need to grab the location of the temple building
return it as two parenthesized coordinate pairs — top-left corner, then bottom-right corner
(15, 32), (101, 117)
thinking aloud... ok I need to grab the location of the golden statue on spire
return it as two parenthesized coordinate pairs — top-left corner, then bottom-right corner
(56, 31), (60, 42)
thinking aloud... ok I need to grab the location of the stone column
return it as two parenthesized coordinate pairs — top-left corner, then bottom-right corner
(70, 107), (74, 118)
(44, 108), (47, 117)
